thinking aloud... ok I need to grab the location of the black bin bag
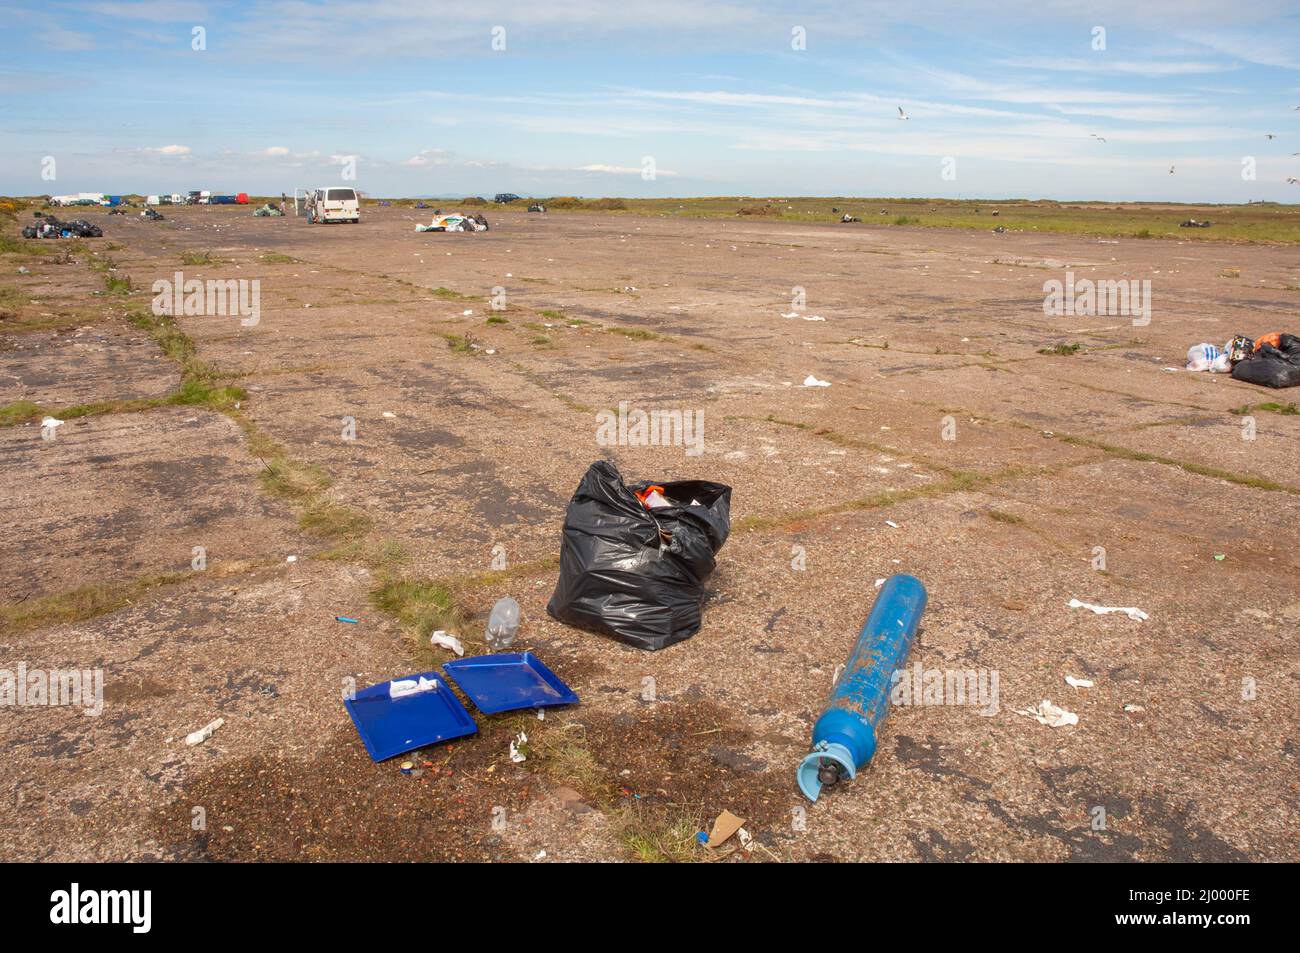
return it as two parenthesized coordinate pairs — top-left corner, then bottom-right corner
(546, 461), (732, 651)
(1231, 334), (1300, 389)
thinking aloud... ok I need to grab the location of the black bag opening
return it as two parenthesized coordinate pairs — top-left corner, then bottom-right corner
(546, 460), (731, 651)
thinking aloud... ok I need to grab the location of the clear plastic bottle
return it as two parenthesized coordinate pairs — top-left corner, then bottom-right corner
(486, 597), (521, 650)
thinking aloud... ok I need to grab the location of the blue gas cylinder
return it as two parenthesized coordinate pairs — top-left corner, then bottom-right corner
(797, 574), (927, 801)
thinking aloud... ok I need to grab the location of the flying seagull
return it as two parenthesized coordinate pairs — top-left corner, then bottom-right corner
(1288, 177), (1299, 185)
(1169, 164), (1176, 174)
(1265, 133), (1277, 139)
(897, 106), (909, 120)
(1090, 133), (1106, 143)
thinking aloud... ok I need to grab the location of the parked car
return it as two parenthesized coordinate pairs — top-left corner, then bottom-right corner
(494, 193), (521, 204)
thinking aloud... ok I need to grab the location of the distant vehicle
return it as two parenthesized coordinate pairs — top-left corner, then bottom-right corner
(494, 193), (521, 204)
(48, 193), (104, 207)
(307, 187), (360, 223)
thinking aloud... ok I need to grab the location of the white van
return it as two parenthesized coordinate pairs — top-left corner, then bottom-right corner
(308, 187), (360, 224)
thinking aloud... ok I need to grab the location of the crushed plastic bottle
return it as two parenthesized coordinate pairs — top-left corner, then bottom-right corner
(486, 596), (521, 650)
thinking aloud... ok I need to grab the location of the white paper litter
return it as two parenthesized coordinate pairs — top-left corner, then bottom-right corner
(389, 676), (438, 699)
(1064, 675), (1094, 689)
(41, 416), (64, 431)
(1123, 704), (1145, 713)
(803, 374), (831, 387)
(1068, 598), (1148, 622)
(185, 718), (224, 746)
(885, 520), (900, 528)
(1016, 699), (1078, 728)
(780, 311), (799, 318)
(801, 314), (826, 321)
(429, 630), (465, 656)
(510, 731), (528, 763)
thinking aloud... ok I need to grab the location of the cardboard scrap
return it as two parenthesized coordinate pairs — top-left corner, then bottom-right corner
(705, 809), (746, 848)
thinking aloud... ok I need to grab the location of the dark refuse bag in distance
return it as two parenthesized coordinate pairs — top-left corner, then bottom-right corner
(546, 460), (731, 651)
(1231, 333), (1300, 388)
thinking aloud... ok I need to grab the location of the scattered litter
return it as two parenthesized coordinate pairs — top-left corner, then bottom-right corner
(486, 596), (521, 650)
(534, 850), (547, 860)
(737, 827), (754, 851)
(802, 314), (825, 321)
(509, 731), (528, 763)
(1016, 700), (1078, 728)
(1068, 599), (1148, 622)
(345, 672), (477, 761)
(875, 578), (886, 588)
(388, 676), (438, 700)
(1185, 340), (1235, 373)
(462, 309), (473, 316)
(803, 374), (831, 387)
(185, 718), (224, 746)
(704, 809), (746, 848)
(798, 576), (927, 801)
(382, 411), (396, 418)
(40, 416), (64, 432)
(415, 212), (490, 233)
(22, 213), (102, 239)
(429, 630), (465, 656)
(1064, 675), (1094, 689)
(1232, 332), (1300, 388)
(547, 461), (731, 650)
(780, 311), (799, 318)
(1123, 704), (1145, 713)
(335, 615), (359, 624)
(1213, 554), (1226, 561)
(442, 652), (578, 714)
(286, 555), (297, 563)
(884, 520), (900, 528)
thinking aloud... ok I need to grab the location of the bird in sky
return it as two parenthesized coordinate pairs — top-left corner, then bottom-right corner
(1090, 133), (1106, 143)
(1169, 164), (1176, 174)
(1288, 176), (1299, 185)
(897, 107), (909, 120)
(1265, 133), (1277, 139)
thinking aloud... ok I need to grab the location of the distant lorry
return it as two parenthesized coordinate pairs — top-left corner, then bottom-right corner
(147, 194), (184, 206)
(306, 187), (360, 223)
(49, 192), (104, 207)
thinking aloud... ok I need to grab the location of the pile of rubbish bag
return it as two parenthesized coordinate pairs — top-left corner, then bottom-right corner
(1187, 332), (1300, 388)
(415, 212), (489, 233)
(22, 213), (101, 239)
(253, 203), (283, 217)
(547, 461), (732, 651)
(142, 208), (165, 221)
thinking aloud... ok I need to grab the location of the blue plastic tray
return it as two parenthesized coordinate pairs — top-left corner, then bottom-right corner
(344, 672), (477, 762)
(441, 653), (579, 715)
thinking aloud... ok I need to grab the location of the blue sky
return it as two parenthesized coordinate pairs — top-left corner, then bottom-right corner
(2, 1), (1299, 201)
